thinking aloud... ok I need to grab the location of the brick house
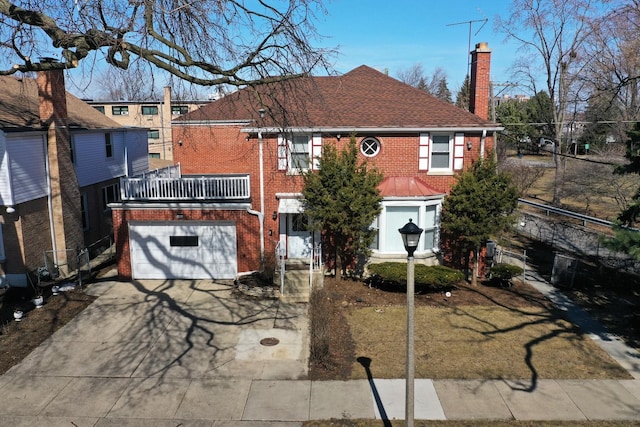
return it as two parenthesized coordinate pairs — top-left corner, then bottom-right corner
(112, 42), (501, 284)
(0, 70), (148, 287)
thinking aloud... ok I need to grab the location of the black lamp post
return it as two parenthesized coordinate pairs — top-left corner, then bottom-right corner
(398, 218), (422, 427)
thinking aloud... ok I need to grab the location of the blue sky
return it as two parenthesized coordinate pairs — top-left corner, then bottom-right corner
(317, 1), (521, 94)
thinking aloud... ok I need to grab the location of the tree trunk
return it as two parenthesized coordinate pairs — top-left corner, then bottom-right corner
(471, 244), (480, 286)
(334, 245), (342, 283)
(464, 251), (471, 283)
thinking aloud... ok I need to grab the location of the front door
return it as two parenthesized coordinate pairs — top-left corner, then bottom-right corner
(287, 213), (312, 259)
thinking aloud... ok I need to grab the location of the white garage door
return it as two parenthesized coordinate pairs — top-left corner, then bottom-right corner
(129, 221), (237, 279)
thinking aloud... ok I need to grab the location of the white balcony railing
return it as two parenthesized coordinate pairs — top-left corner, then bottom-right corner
(120, 174), (250, 201)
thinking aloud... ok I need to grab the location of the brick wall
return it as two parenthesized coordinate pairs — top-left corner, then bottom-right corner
(0, 197), (52, 275)
(470, 42), (492, 120)
(173, 126), (495, 263)
(37, 70), (84, 264)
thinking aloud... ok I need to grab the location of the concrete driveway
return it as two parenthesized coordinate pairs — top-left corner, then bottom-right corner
(0, 279), (309, 426)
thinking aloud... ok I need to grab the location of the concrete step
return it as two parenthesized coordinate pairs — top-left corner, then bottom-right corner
(274, 267), (324, 303)
(278, 270), (310, 303)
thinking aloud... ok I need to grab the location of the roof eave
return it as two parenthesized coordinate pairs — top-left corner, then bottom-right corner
(241, 126), (504, 134)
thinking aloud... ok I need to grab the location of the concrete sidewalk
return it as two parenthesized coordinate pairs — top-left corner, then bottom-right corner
(0, 276), (639, 425)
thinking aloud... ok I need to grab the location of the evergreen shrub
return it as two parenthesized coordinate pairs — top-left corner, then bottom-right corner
(490, 263), (524, 286)
(367, 262), (464, 289)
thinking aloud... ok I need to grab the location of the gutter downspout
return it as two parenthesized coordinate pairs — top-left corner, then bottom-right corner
(124, 129), (129, 177)
(480, 129), (487, 158)
(247, 126), (265, 271)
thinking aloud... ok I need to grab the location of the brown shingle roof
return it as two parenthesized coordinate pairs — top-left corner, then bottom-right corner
(178, 65), (494, 129)
(0, 75), (121, 130)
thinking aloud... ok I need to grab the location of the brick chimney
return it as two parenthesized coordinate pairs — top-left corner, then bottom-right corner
(37, 68), (84, 270)
(469, 42), (491, 120)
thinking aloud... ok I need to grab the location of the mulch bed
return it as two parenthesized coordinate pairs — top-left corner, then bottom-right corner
(0, 285), (96, 375)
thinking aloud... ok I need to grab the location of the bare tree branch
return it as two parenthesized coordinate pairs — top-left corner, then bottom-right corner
(0, 0), (333, 86)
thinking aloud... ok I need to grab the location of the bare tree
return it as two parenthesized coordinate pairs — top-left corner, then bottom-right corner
(559, 154), (634, 219)
(496, 0), (610, 205)
(499, 159), (547, 197)
(396, 64), (448, 96)
(93, 62), (160, 101)
(0, 0), (332, 87)
(581, 1), (640, 133)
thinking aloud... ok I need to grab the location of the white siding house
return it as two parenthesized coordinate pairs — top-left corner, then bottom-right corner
(0, 73), (149, 287)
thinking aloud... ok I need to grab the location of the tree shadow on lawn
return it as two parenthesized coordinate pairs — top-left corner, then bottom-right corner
(447, 284), (632, 392)
(342, 277), (630, 392)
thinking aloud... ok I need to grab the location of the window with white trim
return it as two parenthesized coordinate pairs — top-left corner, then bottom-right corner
(291, 135), (311, 171)
(430, 134), (453, 171)
(361, 137), (381, 157)
(423, 204), (438, 250)
(369, 216), (379, 250)
(278, 133), (322, 173)
(370, 201), (442, 254)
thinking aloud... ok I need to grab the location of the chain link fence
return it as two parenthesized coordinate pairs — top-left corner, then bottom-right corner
(38, 235), (114, 286)
(517, 211), (640, 276)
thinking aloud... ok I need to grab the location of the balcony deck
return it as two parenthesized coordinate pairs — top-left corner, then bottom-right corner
(120, 173), (250, 201)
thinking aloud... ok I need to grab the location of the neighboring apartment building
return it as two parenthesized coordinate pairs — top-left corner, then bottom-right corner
(87, 87), (209, 162)
(111, 42), (501, 283)
(0, 70), (148, 287)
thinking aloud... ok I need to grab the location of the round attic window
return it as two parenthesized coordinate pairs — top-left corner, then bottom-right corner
(360, 137), (381, 157)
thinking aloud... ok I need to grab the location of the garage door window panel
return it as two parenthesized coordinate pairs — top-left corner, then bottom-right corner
(170, 236), (199, 247)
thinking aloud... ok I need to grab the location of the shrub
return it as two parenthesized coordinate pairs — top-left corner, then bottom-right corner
(367, 262), (464, 289)
(490, 263), (524, 286)
(309, 286), (332, 369)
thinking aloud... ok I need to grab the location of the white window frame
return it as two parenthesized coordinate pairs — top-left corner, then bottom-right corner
(422, 204), (439, 251)
(360, 137), (381, 157)
(429, 133), (454, 172)
(371, 199), (441, 255)
(288, 134), (311, 174)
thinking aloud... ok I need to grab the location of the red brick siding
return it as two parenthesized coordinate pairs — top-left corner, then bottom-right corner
(0, 197), (52, 276)
(172, 125), (495, 274)
(470, 45), (492, 120)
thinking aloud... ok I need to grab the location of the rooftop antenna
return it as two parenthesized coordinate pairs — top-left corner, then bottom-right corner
(446, 18), (488, 78)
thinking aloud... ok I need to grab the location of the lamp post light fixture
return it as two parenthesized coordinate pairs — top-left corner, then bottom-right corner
(398, 218), (423, 427)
